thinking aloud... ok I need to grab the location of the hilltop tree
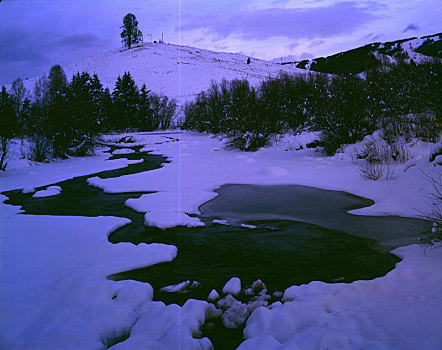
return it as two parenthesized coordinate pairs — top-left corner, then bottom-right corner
(120, 13), (143, 49)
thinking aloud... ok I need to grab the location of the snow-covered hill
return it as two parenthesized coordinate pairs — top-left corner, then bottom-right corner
(281, 33), (442, 74)
(24, 42), (307, 104)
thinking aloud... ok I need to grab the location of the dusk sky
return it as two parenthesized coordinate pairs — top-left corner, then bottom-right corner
(1, 0), (441, 85)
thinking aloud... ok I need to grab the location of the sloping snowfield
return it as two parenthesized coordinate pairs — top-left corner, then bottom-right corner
(22, 42), (307, 105)
(1, 131), (441, 349)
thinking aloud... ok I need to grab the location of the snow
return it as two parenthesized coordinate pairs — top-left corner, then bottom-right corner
(0, 145), (140, 193)
(0, 209), (178, 349)
(268, 131), (320, 151)
(240, 223), (257, 229)
(21, 42), (306, 108)
(222, 277), (242, 296)
(32, 185), (62, 197)
(21, 186), (35, 194)
(240, 244), (442, 350)
(144, 209), (206, 229)
(110, 299), (212, 350)
(112, 148), (136, 155)
(89, 131), (438, 226)
(212, 219), (229, 225)
(208, 289), (220, 301)
(1, 130), (441, 349)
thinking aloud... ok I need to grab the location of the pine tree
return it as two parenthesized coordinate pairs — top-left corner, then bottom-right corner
(66, 72), (97, 155)
(112, 72), (140, 131)
(120, 13), (143, 49)
(47, 65), (68, 157)
(47, 65), (67, 102)
(0, 87), (17, 170)
(138, 83), (154, 130)
(9, 78), (29, 139)
(99, 87), (113, 132)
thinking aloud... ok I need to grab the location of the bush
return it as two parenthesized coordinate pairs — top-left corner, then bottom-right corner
(28, 135), (52, 163)
(358, 160), (384, 180)
(419, 172), (442, 246)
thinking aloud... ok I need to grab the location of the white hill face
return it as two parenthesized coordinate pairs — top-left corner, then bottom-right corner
(25, 42), (307, 104)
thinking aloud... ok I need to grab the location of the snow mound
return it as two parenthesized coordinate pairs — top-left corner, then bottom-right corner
(22, 186), (35, 194)
(270, 132), (321, 151)
(144, 210), (205, 229)
(33, 185), (62, 198)
(208, 289), (220, 302)
(241, 244), (442, 350)
(111, 299), (212, 350)
(112, 148), (136, 155)
(222, 277), (241, 295)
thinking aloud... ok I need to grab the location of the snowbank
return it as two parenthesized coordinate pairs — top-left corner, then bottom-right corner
(0, 210), (179, 349)
(239, 244), (442, 350)
(89, 131), (439, 227)
(1, 130), (440, 349)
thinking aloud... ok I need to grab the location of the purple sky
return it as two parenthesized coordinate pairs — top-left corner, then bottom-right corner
(0, 0), (441, 85)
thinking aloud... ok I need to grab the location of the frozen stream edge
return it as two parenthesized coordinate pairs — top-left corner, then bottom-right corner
(1, 131), (441, 350)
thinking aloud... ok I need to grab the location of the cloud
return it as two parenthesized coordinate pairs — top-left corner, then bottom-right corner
(181, 1), (382, 41)
(0, 28), (106, 83)
(285, 42), (299, 51)
(309, 39), (325, 47)
(403, 23), (420, 33)
(0, 30), (49, 64)
(55, 33), (101, 48)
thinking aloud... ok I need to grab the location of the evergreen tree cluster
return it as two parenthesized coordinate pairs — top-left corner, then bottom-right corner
(0, 66), (177, 169)
(184, 60), (442, 153)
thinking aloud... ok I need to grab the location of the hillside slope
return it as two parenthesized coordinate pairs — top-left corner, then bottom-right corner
(283, 33), (441, 74)
(24, 42), (307, 104)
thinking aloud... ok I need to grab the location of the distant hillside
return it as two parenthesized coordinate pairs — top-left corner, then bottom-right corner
(22, 42), (306, 104)
(282, 33), (442, 74)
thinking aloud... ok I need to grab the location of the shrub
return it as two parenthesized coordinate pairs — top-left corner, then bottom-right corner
(419, 172), (442, 246)
(358, 160), (384, 180)
(28, 135), (52, 163)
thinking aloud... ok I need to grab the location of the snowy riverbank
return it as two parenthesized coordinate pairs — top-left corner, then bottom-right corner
(1, 131), (441, 349)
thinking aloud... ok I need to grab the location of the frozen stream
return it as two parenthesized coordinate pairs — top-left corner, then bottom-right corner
(2, 145), (431, 349)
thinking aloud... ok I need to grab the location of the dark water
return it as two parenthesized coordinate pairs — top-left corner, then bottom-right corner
(2, 144), (430, 350)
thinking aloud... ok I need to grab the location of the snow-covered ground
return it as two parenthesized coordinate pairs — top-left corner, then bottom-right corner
(20, 42), (307, 106)
(1, 131), (441, 349)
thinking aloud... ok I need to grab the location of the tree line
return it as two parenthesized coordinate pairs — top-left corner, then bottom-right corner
(183, 60), (442, 153)
(0, 65), (176, 169)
